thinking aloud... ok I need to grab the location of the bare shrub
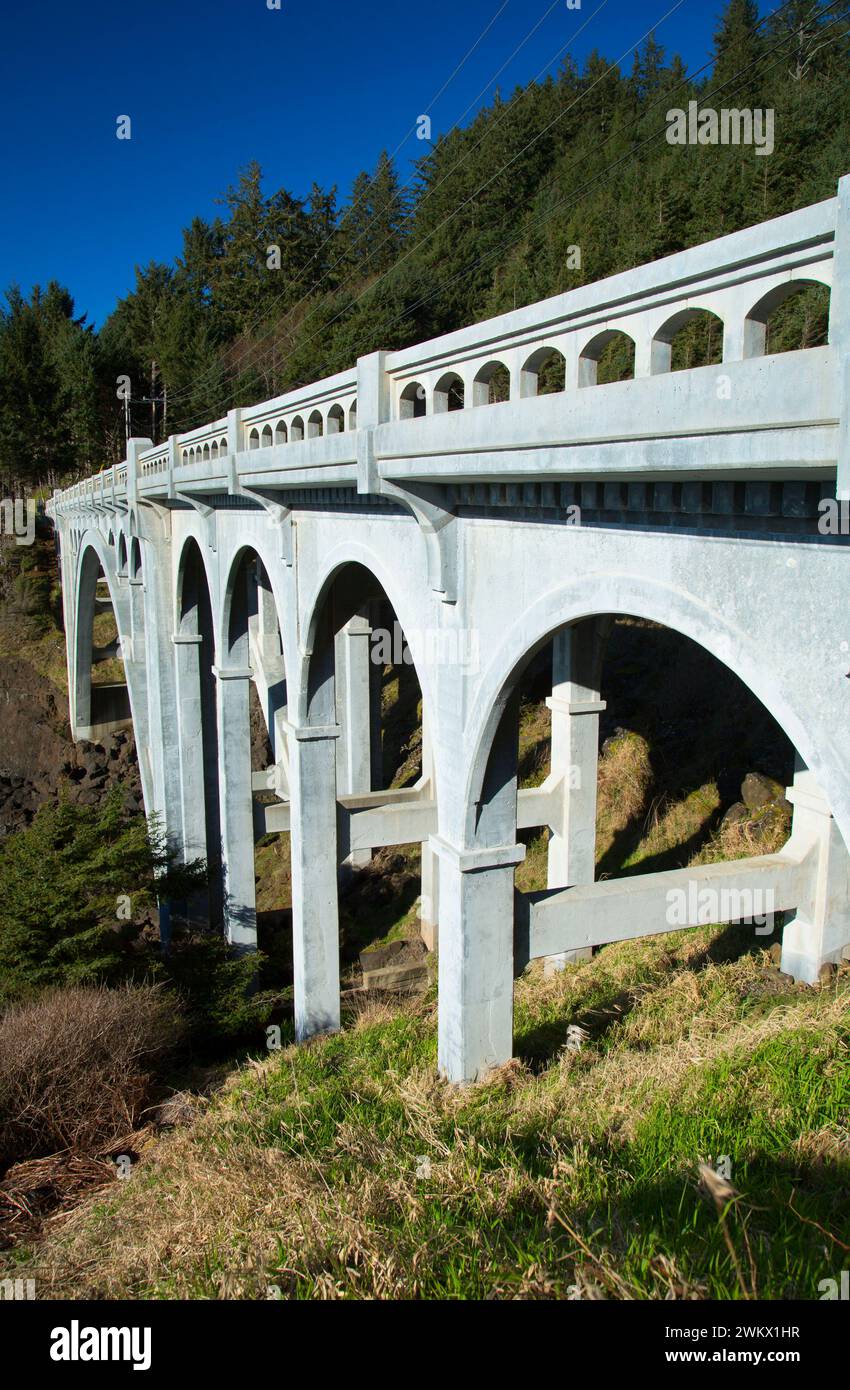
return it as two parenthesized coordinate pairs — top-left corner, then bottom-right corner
(0, 984), (187, 1168)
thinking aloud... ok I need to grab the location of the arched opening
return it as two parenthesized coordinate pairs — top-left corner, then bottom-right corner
(211, 441), (219, 460)
(458, 613), (801, 1080)
(74, 545), (132, 744)
(399, 382), (427, 419)
(203, 443), (210, 461)
(175, 538), (223, 926)
(290, 415), (305, 442)
(307, 410), (324, 439)
(248, 428), (260, 451)
(129, 537), (142, 583)
(219, 436), (227, 455)
(579, 329), (636, 386)
(473, 361), (511, 406)
(261, 424), (273, 449)
(293, 562), (434, 1035)
(744, 279), (831, 358)
(117, 533), (128, 576)
(275, 419), (288, 445)
(652, 309), (724, 374)
(327, 404), (345, 434)
(348, 400), (358, 430)
(520, 346), (566, 397)
(433, 372), (465, 413)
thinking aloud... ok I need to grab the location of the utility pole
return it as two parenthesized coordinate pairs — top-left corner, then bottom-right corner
(151, 360), (158, 443)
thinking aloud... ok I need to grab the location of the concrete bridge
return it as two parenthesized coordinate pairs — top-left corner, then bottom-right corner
(47, 175), (850, 1083)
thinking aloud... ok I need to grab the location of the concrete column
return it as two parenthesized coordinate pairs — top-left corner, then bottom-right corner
(437, 698), (523, 1082)
(173, 634), (207, 864)
(287, 722), (341, 1039)
(420, 709), (439, 950)
(335, 613), (373, 872)
(781, 763), (850, 983)
(213, 664), (257, 951)
(544, 625), (607, 973)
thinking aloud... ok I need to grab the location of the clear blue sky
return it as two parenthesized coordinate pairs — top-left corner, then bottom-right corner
(0, 0), (760, 329)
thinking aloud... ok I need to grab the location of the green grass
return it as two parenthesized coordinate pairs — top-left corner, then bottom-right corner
(13, 927), (849, 1301)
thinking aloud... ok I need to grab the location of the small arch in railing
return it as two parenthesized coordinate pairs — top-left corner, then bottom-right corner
(308, 410), (324, 438)
(248, 427), (260, 450)
(472, 360), (510, 406)
(578, 329), (636, 386)
(261, 423), (273, 448)
(211, 440), (219, 460)
(651, 308), (723, 374)
(275, 419), (288, 445)
(348, 400), (358, 430)
(220, 436), (227, 454)
(519, 346), (566, 397)
(742, 278), (831, 358)
(290, 415), (305, 442)
(399, 381), (427, 419)
(433, 372), (465, 413)
(203, 443), (210, 461)
(327, 403), (345, 433)
(181, 449), (188, 464)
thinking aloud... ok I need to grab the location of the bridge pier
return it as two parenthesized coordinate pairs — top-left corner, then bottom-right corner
(214, 665), (257, 950)
(781, 763), (850, 984)
(544, 622), (608, 974)
(288, 722), (342, 1040)
(335, 612), (373, 873)
(437, 698), (525, 1082)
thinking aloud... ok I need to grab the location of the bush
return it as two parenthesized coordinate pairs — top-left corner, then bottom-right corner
(0, 791), (207, 1005)
(0, 983), (187, 1169)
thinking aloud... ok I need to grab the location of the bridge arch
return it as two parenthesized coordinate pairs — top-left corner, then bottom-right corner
(290, 415), (305, 442)
(327, 403), (346, 433)
(308, 410), (324, 439)
(650, 306), (724, 374)
(461, 571), (843, 850)
(743, 276), (831, 358)
(71, 532), (150, 802)
(578, 329), (636, 386)
(433, 371), (465, 413)
(519, 345), (566, 397)
(399, 381), (427, 419)
(472, 360), (511, 406)
(261, 424), (273, 449)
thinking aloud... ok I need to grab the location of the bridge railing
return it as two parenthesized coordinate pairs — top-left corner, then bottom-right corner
(46, 179), (850, 519)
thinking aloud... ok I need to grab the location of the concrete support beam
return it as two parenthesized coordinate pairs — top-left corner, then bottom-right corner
(287, 721), (342, 1040)
(780, 764), (850, 983)
(335, 613), (373, 871)
(173, 633), (207, 864)
(544, 624), (607, 972)
(519, 850), (811, 966)
(437, 699), (523, 1083)
(213, 665), (257, 951)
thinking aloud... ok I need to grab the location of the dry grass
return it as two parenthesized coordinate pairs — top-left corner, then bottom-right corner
(0, 985), (187, 1170)
(14, 942), (849, 1301)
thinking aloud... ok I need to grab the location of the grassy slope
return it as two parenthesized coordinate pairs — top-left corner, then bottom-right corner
(14, 937), (849, 1300)
(9, 706), (850, 1300)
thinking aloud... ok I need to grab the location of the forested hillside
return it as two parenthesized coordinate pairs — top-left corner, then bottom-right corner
(2, 0), (849, 493)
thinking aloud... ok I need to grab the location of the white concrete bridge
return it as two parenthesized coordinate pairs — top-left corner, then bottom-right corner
(47, 175), (850, 1082)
